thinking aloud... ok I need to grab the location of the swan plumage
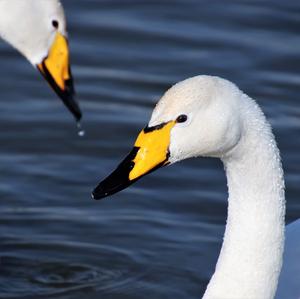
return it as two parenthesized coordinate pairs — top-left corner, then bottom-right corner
(92, 75), (297, 298)
(0, 0), (81, 121)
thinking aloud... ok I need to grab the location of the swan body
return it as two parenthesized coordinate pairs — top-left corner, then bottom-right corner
(93, 76), (289, 298)
(276, 219), (300, 299)
(0, 0), (81, 121)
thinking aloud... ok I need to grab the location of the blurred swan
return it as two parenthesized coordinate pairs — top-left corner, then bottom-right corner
(92, 75), (300, 298)
(0, 0), (82, 122)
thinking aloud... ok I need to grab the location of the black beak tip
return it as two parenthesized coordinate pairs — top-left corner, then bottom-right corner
(62, 78), (82, 122)
(91, 176), (130, 200)
(91, 186), (107, 200)
(64, 90), (82, 122)
(91, 148), (141, 201)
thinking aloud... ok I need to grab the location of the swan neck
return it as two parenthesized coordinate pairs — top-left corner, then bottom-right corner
(203, 113), (285, 299)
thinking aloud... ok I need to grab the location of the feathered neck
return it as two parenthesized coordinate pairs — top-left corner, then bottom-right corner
(203, 97), (285, 299)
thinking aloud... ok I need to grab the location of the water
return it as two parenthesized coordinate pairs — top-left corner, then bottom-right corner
(0, 0), (299, 298)
(76, 122), (85, 137)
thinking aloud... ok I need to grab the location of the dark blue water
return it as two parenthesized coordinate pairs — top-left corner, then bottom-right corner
(0, 0), (299, 298)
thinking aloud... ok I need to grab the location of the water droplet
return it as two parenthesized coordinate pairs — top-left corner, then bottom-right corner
(78, 130), (85, 137)
(77, 122), (85, 137)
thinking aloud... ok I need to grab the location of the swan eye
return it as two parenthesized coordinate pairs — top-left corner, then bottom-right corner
(176, 114), (188, 123)
(52, 20), (59, 29)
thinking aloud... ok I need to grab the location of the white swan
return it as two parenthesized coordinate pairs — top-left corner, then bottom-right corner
(92, 75), (299, 298)
(0, 0), (81, 121)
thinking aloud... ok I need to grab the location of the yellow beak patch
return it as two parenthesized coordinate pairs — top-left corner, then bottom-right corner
(38, 32), (70, 91)
(129, 121), (176, 181)
(92, 120), (177, 200)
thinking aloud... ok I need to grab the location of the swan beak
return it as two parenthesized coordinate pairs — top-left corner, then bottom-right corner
(37, 32), (82, 121)
(92, 121), (176, 200)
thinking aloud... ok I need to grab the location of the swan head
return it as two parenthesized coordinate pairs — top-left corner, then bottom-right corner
(93, 76), (245, 199)
(0, 0), (81, 121)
